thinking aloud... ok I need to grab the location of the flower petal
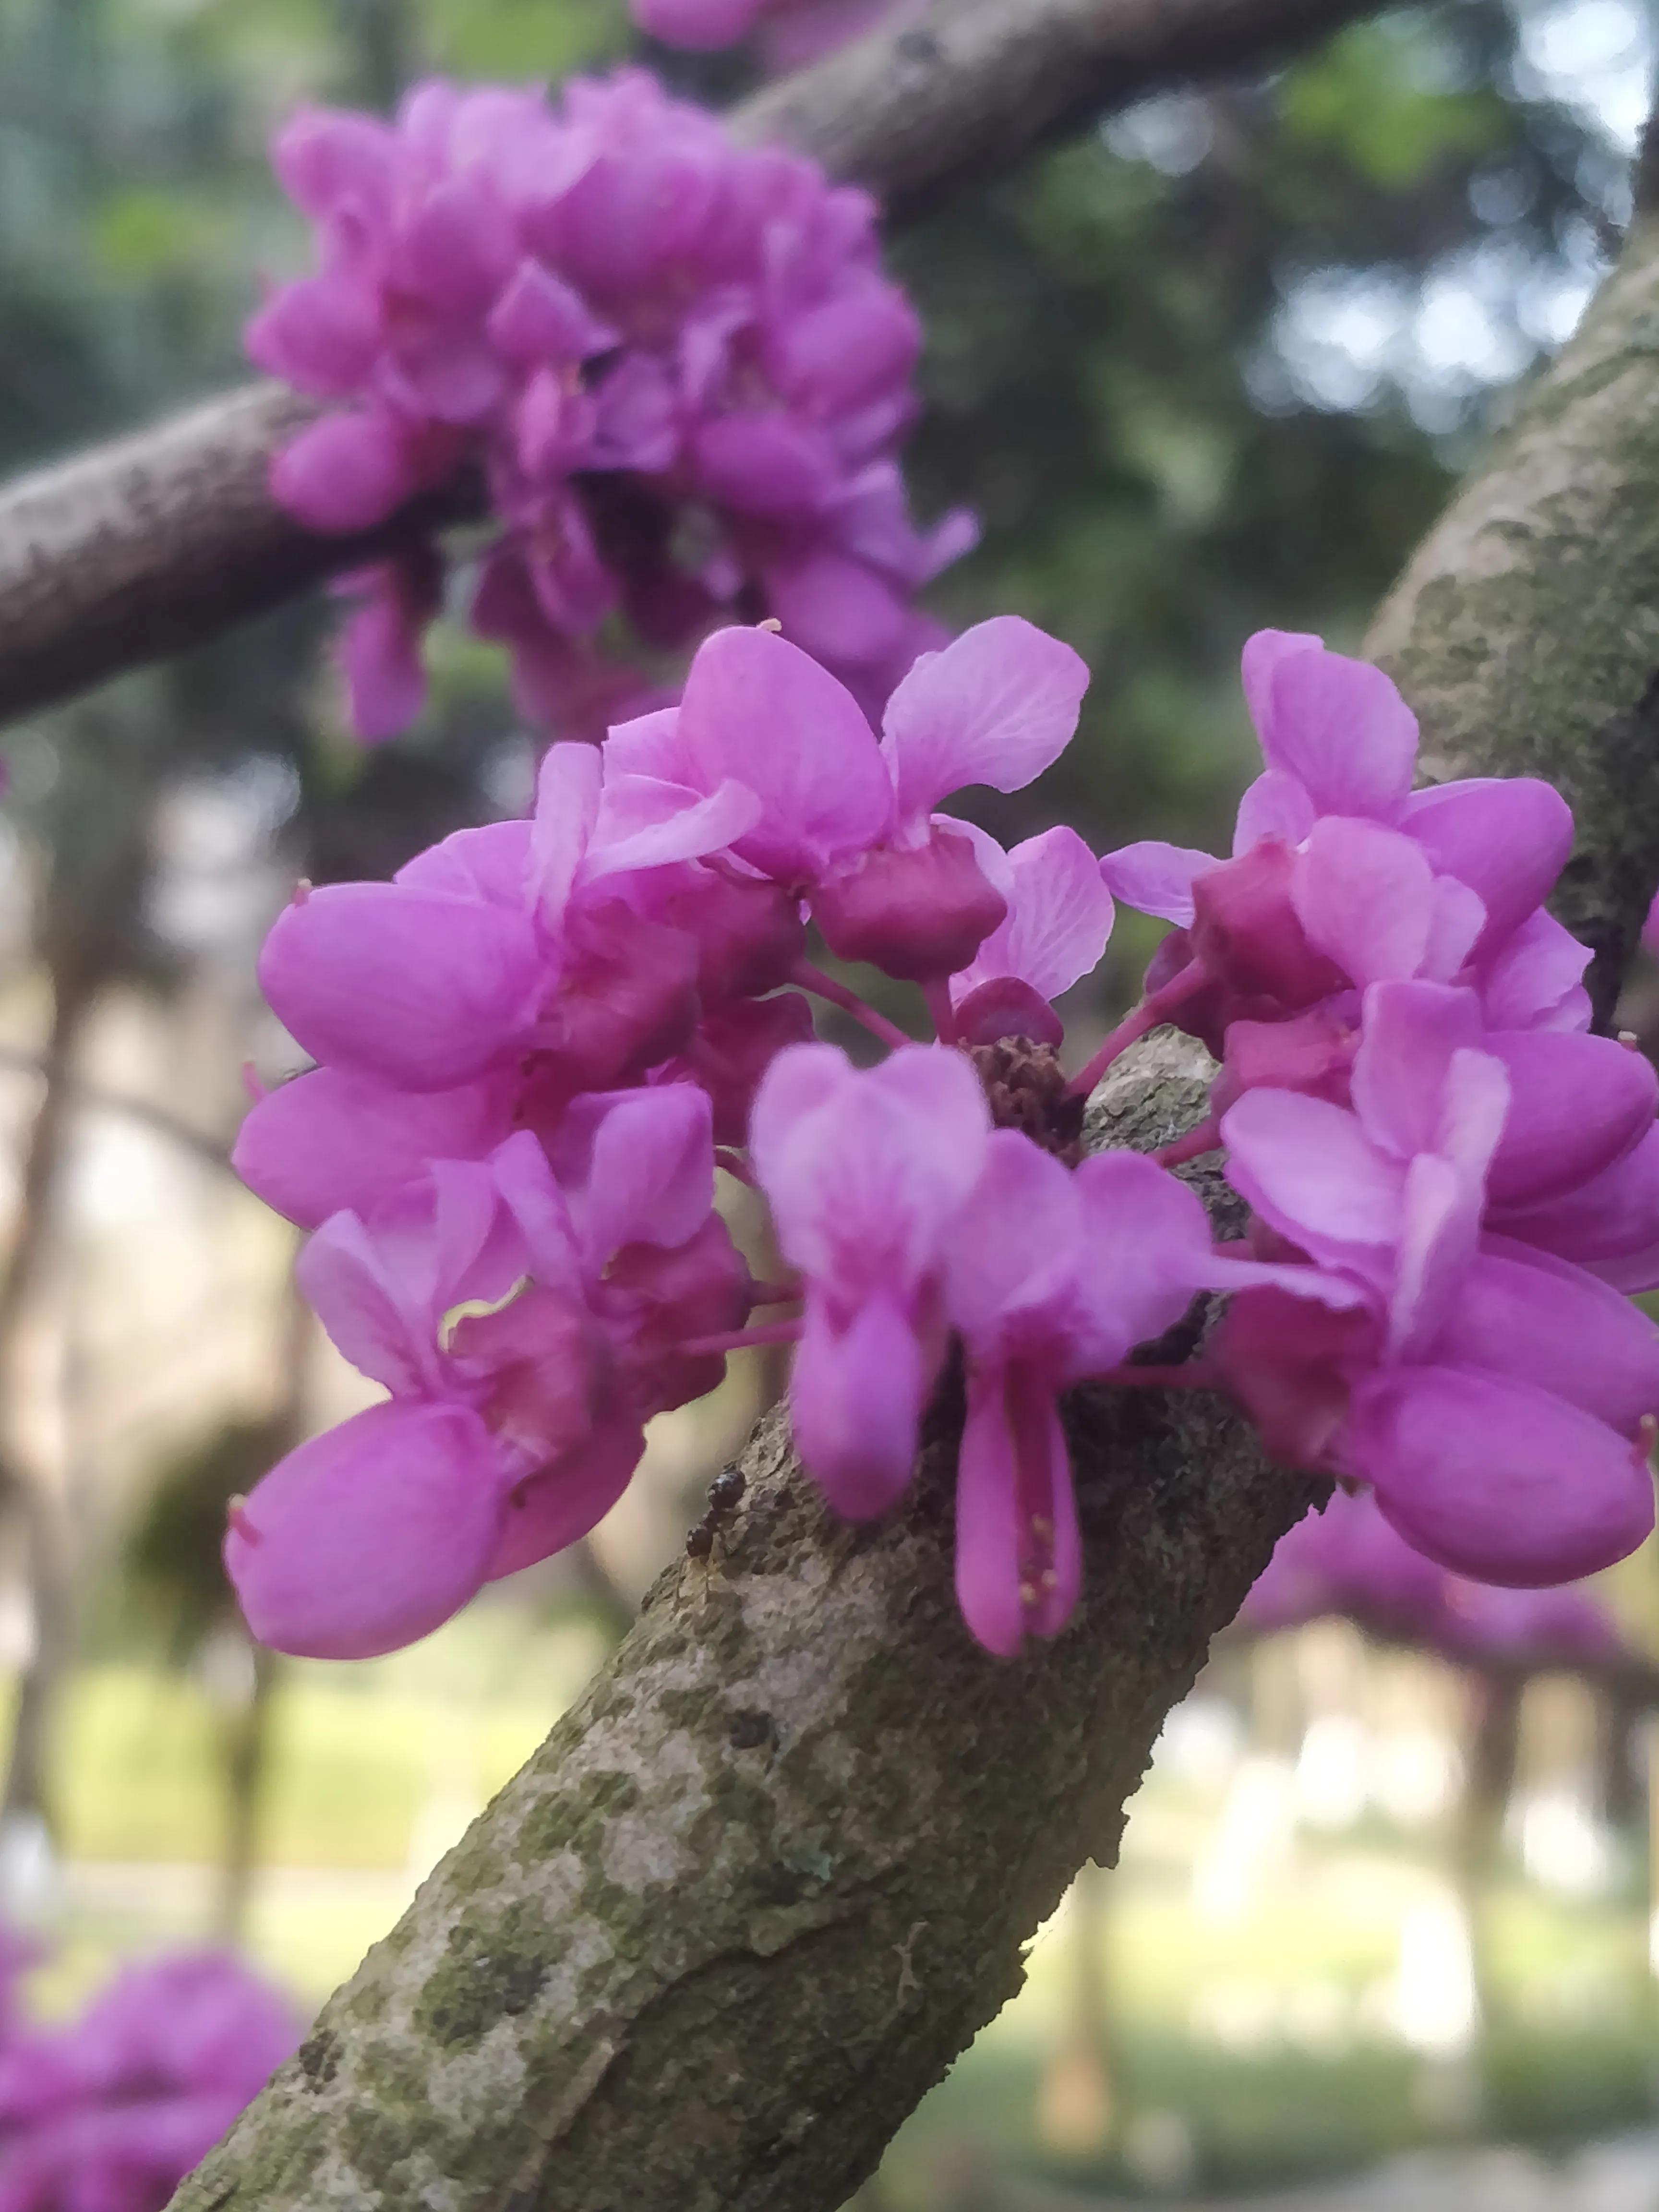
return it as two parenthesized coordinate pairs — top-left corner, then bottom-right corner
(791, 1296), (927, 1520)
(1346, 1367), (1654, 1587)
(1259, 644), (1418, 822)
(259, 883), (542, 1089)
(227, 1401), (508, 1659)
(879, 616), (1089, 826)
(1097, 841), (1217, 928)
(1400, 778), (1574, 950)
(677, 625), (893, 882)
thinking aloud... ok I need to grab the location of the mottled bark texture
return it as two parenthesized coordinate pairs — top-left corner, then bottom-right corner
(1366, 207), (1659, 1025)
(170, 1034), (1321, 2212)
(0, 0), (1384, 730)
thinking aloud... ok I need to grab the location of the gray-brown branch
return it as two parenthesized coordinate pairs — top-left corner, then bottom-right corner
(0, 0), (1383, 731)
(164, 196), (1659, 2212)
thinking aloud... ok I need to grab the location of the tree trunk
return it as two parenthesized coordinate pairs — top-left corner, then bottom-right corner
(0, 962), (98, 1838)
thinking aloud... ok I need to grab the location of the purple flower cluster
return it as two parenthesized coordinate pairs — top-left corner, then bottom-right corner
(228, 613), (1659, 1662)
(1240, 1486), (1629, 1676)
(249, 71), (970, 742)
(1103, 630), (1659, 1586)
(0, 1946), (296, 2212)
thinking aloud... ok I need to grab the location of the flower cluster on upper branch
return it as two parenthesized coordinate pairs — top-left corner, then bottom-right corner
(250, 72), (970, 742)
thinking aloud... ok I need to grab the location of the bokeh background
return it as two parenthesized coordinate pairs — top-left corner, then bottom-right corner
(1, 0), (1658, 2203)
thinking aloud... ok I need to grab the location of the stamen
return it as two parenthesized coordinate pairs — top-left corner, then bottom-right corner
(440, 1276), (532, 1352)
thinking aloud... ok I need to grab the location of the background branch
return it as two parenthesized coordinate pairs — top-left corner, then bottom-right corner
(0, 0), (1382, 731)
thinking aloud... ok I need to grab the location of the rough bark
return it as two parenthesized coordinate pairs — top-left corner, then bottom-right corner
(0, 964), (100, 1835)
(1365, 207), (1659, 1025)
(170, 1034), (1319, 2212)
(730, 0), (1379, 212)
(0, 0), (1384, 730)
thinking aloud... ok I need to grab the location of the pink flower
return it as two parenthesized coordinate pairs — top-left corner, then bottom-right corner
(941, 1135), (1355, 1654)
(228, 1093), (747, 1657)
(257, 738), (756, 1097)
(621, 616), (1088, 982)
(252, 71), (971, 740)
(750, 1043), (991, 1517)
(948, 825), (1116, 1047)
(1216, 982), (1659, 1585)
(0, 1948), (297, 2212)
(1100, 634), (1585, 1058)
(1241, 1486), (1628, 1672)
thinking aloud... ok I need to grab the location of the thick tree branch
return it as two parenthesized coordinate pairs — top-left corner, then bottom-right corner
(172, 1033), (1315, 2212)
(0, 0), (1382, 731)
(1366, 205), (1659, 1024)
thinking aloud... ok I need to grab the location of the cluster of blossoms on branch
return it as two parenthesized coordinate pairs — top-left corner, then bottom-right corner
(250, 71), (969, 742)
(1239, 1486), (1631, 1676)
(226, 608), (1659, 1660)
(1101, 627), (1659, 1586)
(0, 1936), (295, 2212)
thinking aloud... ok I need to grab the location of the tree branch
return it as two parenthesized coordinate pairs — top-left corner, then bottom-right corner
(1365, 203), (1659, 1024)
(0, 0), (1383, 731)
(172, 1031), (1318, 2212)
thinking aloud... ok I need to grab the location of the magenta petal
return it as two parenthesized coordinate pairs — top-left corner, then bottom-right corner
(677, 625), (893, 882)
(943, 1130), (1080, 1354)
(1233, 768), (1317, 855)
(953, 825), (1113, 1003)
(227, 1401), (508, 1659)
(545, 1085), (715, 1263)
(1291, 817), (1435, 987)
(486, 1417), (645, 1580)
(270, 410), (415, 533)
(632, 0), (766, 48)
(295, 1211), (433, 1394)
(1239, 628), (1323, 743)
(1491, 1122), (1659, 1284)
(1478, 908), (1592, 1033)
(1221, 1089), (1405, 1263)
(1347, 1367), (1654, 1587)
(879, 616), (1089, 826)
(1484, 1029), (1658, 1206)
(338, 589), (428, 744)
(1349, 980), (1483, 1160)
(1442, 1243), (1659, 1436)
(954, 1363), (1080, 1657)
(1097, 841), (1217, 927)
(260, 883), (541, 1089)
(1262, 646), (1418, 822)
(1400, 778), (1574, 950)
(792, 1296), (926, 1520)
(246, 275), (382, 396)
(233, 1067), (511, 1228)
